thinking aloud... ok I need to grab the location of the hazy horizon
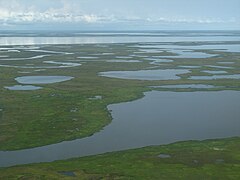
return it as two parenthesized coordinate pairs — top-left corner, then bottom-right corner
(0, 0), (239, 31)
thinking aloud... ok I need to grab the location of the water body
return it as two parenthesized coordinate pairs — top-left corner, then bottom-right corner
(0, 63), (80, 69)
(77, 56), (99, 59)
(217, 62), (235, 65)
(115, 56), (133, 59)
(0, 35), (239, 46)
(202, 70), (227, 74)
(179, 66), (201, 69)
(193, 44), (240, 53)
(4, 85), (42, 91)
(15, 76), (74, 84)
(206, 65), (234, 69)
(189, 74), (240, 80)
(151, 84), (216, 89)
(161, 49), (215, 58)
(106, 60), (141, 63)
(43, 61), (81, 67)
(0, 55), (50, 61)
(28, 49), (73, 54)
(0, 90), (239, 167)
(99, 69), (190, 80)
(146, 58), (173, 63)
(133, 43), (240, 53)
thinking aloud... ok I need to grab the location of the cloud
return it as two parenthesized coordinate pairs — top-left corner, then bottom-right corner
(0, 0), (237, 27)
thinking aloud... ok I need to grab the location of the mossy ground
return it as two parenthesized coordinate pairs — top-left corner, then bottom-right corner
(0, 137), (239, 179)
(0, 42), (240, 150)
(0, 41), (240, 179)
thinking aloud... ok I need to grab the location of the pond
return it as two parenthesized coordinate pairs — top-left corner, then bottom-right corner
(106, 60), (141, 63)
(189, 74), (240, 80)
(161, 49), (216, 58)
(0, 90), (239, 167)
(151, 84), (217, 89)
(4, 85), (42, 91)
(15, 76), (74, 84)
(201, 70), (227, 74)
(99, 69), (190, 80)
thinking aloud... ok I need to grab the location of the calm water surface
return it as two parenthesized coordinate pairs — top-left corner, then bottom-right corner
(4, 85), (42, 90)
(99, 69), (190, 80)
(15, 76), (74, 84)
(151, 84), (217, 89)
(189, 74), (240, 80)
(0, 35), (240, 46)
(0, 90), (239, 167)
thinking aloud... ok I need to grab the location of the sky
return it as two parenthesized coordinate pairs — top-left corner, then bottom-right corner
(0, 0), (239, 30)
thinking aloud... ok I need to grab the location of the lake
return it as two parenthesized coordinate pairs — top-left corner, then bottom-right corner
(0, 90), (239, 167)
(0, 31), (240, 45)
(99, 69), (190, 80)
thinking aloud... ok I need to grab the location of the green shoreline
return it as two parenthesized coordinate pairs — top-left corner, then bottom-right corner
(0, 42), (239, 178)
(0, 43), (239, 150)
(1, 137), (240, 179)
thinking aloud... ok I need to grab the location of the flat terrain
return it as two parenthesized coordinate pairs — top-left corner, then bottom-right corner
(0, 40), (240, 179)
(0, 137), (239, 179)
(0, 42), (240, 150)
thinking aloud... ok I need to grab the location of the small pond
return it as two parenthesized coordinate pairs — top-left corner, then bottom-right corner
(151, 84), (216, 89)
(15, 76), (74, 84)
(4, 85), (42, 90)
(201, 70), (227, 74)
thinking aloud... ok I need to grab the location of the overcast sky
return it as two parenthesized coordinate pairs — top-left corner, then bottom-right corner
(0, 0), (239, 30)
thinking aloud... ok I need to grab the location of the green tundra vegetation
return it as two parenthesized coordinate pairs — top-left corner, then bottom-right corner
(0, 137), (239, 179)
(0, 42), (239, 179)
(0, 42), (239, 150)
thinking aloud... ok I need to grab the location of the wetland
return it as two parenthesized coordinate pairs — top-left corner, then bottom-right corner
(0, 31), (240, 178)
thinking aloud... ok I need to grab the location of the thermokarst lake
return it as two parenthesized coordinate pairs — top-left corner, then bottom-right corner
(0, 31), (240, 172)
